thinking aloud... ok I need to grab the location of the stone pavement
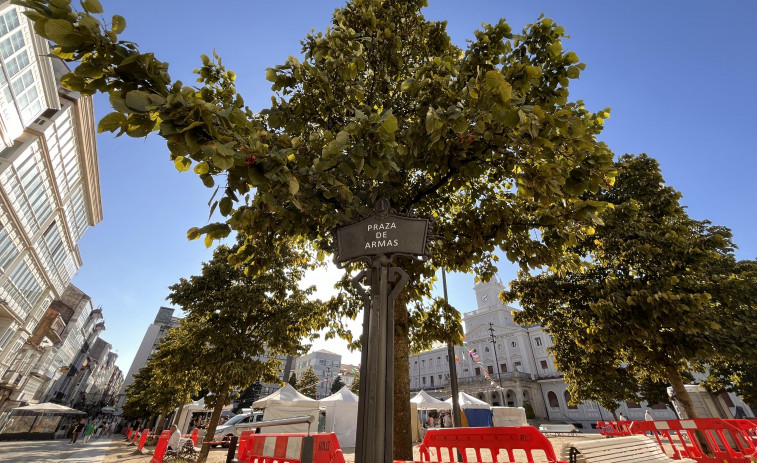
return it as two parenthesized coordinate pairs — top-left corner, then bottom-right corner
(0, 436), (113, 462)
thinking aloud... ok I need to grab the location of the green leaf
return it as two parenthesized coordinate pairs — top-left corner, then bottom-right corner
(111, 15), (126, 34)
(288, 176), (300, 195)
(381, 114), (398, 134)
(186, 227), (201, 241)
(194, 161), (210, 175)
(44, 19), (82, 47)
(219, 197), (233, 216)
(265, 68), (277, 82)
(174, 156), (191, 172)
(125, 90), (151, 112)
(81, 0), (104, 14)
(97, 112), (126, 133)
(425, 108), (442, 134)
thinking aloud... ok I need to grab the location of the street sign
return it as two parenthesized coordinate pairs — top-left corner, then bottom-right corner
(335, 214), (428, 264)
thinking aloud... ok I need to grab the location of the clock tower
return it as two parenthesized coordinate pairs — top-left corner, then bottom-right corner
(473, 279), (506, 310)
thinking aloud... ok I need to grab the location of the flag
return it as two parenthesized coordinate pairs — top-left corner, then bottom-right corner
(454, 354), (461, 364)
(468, 348), (481, 363)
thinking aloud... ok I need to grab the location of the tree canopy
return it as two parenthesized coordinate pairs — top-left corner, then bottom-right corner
(296, 366), (321, 399)
(505, 154), (757, 416)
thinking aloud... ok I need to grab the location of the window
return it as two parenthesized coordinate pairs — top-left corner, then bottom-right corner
(564, 390), (577, 410)
(0, 9), (21, 37)
(484, 346), (490, 352)
(547, 391), (560, 409)
(0, 224), (19, 273)
(437, 356), (441, 365)
(540, 360), (548, 369)
(474, 367), (481, 376)
(626, 400), (641, 409)
(422, 377), (426, 385)
(514, 361), (521, 368)
(535, 337), (542, 347)
(511, 341), (517, 348)
(430, 376), (434, 386)
(487, 365), (493, 374)
(500, 363), (507, 372)
(4, 259), (44, 316)
(438, 375), (442, 381)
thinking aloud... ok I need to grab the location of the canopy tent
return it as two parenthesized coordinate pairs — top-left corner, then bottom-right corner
(319, 386), (358, 447)
(12, 403), (84, 414)
(254, 385), (319, 434)
(411, 390), (452, 410)
(445, 392), (493, 427)
(175, 397), (232, 434)
(252, 384), (316, 408)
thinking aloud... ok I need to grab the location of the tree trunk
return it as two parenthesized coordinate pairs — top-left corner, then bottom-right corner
(664, 364), (699, 418)
(393, 295), (413, 461)
(172, 391), (190, 428)
(196, 383), (230, 463)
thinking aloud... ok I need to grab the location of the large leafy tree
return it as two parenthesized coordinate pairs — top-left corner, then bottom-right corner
(506, 154), (755, 418)
(16, 0), (617, 457)
(296, 366), (321, 399)
(331, 375), (345, 394)
(165, 240), (323, 462)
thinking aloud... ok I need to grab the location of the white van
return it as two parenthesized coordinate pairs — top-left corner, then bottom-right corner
(211, 412), (264, 447)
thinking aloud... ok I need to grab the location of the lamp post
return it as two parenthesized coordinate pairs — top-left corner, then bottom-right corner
(325, 367), (331, 396)
(488, 322), (506, 406)
(442, 269), (462, 428)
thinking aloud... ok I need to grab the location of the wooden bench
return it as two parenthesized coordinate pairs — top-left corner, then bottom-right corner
(559, 435), (697, 463)
(539, 424), (580, 436)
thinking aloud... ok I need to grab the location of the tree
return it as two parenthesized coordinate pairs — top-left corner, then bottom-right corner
(331, 376), (345, 394)
(235, 382), (263, 412)
(297, 366), (320, 399)
(350, 371), (360, 395)
(17, 1), (617, 457)
(165, 239), (323, 462)
(287, 372), (297, 388)
(506, 154), (754, 417)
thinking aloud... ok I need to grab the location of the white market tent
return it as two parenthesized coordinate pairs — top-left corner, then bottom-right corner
(13, 403), (84, 414)
(319, 386), (358, 447)
(445, 392), (491, 409)
(255, 384), (319, 433)
(410, 390), (452, 410)
(252, 384), (315, 408)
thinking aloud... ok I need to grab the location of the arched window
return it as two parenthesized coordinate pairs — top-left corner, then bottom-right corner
(547, 391), (560, 408)
(564, 390), (578, 409)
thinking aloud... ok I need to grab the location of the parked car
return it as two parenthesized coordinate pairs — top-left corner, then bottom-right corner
(211, 412), (264, 447)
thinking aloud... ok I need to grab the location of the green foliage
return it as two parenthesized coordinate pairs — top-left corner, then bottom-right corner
(331, 375), (345, 394)
(505, 154), (756, 415)
(350, 370), (360, 395)
(296, 366), (320, 399)
(523, 401), (536, 420)
(235, 381), (263, 412)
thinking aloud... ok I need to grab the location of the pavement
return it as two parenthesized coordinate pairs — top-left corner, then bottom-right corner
(0, 436), (113, 463)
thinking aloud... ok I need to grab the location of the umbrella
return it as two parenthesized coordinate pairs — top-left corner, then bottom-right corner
(13, 403), (85, 414)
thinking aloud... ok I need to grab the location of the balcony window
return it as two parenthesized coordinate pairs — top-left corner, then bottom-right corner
(535, 337), (542, 347)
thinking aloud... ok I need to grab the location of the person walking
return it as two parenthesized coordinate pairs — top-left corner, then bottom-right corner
(618, 412), (628, 421)
(83, 421), (95, 443)
(69, 418), (85, 444)
(644, 409), (653, 421)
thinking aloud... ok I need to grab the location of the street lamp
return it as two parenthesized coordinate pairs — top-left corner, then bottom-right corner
(326, 367), (331, 396)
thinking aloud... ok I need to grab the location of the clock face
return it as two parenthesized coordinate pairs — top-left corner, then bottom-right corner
(481, 293), (489, 302)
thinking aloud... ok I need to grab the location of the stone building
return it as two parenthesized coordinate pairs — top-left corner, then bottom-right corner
(0, 1), (102, 411)
(294, 349), (341, 398)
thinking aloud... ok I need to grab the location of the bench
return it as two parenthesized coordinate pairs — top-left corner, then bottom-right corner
(539, 424), (580, 436)
(559, 435), (697, 463)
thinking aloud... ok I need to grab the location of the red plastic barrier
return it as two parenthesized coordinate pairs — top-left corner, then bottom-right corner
(596, 421), (632, 437)
(628, 418), (756, 463)
(137, 428), (150, 451)
(150, 430), (171, 463)
(132, 428), (140, 443)
(418, 426), (566, 463)
(125, 427), (132, 439)
(236, 431), (345, 463)
(180, 428), (199, 445)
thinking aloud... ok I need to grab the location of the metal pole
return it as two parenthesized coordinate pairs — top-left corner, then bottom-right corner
(442, 269), (462, 428)
(489, 322), (506, 406)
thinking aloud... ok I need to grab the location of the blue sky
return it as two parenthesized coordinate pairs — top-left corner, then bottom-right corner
(70, 1), (757, 373)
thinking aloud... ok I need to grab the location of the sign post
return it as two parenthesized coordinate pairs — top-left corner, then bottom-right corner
(335, 199), (430, 463)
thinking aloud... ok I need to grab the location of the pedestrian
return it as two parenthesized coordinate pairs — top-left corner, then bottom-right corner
(70, 418), (85, 444)
(83, 421), (95, 443)
(644, 409), (653, 421)
(442, 412), (452, 428)
(427, 415), (434, 428)
(618, 412), (627, 421)
(318, 410), (326, 433)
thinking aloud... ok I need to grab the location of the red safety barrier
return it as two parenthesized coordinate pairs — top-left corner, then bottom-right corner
(728, 419), (757, 443)
(236, 431), (346, 463)
(628, 418), (756, 463)
(596, 420), (633, 437)
(137, 428), (150, 451)
(150, 430), (171, 463)
(418, 426), (567, 463)
(125, 427), (132, 439)
(180, 428), (199, 445)
(132, 428), (141, 444)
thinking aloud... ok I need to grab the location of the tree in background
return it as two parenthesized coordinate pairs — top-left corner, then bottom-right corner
(350, 371), (360, 396)
(17, 1), (617, 457)
(297, 366), (321, 399)
(331, 376), (345, 394)
(165, 240), (323, 462)
(287, 372), (297, 388)
(235, 382), (263, 412)
(506, 154), (756, 417)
